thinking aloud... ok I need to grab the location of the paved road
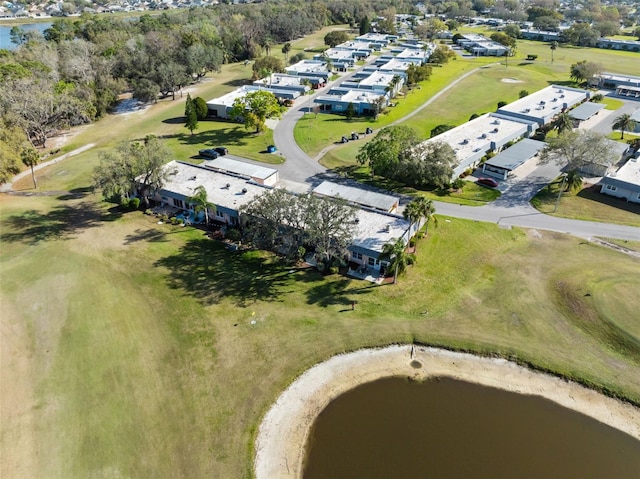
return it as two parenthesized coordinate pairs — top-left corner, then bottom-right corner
(269, 65), (640, 241)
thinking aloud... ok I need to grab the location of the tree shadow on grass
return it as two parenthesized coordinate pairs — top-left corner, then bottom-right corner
(154, 238), (293, 306)
(299, 273), (378, 308)
(159, 126), (255, 149)
(1, 201), (122, 245)
(123, 228), (169, 245)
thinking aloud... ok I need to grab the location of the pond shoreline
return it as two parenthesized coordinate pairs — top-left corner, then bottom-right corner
(254, 345), (640, 479)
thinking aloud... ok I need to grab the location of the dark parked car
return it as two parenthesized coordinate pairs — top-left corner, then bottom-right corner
(477, 177), (499, 188)
(341, 136), (349, 144)
(214, 147), (228, 156)
(199, 149), (219, 159)
(351, 132), (359, 140)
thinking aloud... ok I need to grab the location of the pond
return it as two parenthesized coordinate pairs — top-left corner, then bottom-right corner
(303, 376), (640, 479)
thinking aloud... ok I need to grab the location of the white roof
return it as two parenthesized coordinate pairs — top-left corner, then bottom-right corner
(313, 181), (399, 211)
(609, 158), (640, 187)
(395, 48), (429, 60)
(359, 71), (397, 87)
(340, 90), (384, 103)
(204, 157), (277, 181)
(336, 40), (372, 51)
(322, 48), (354, 61)
(426, 113), (535, 163)
(378, 58), (415, 71)
(206, 85), (254, 108)
(286, 60), (328, 74)
(497, 85), (588, 120)
(255, 73), (305, 88)
(352, 209), (410, 253)
(357, 33), (392, 43)
(159, 161), (269, 210)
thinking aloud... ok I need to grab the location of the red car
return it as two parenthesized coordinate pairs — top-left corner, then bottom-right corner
(477, 177), (499, 188)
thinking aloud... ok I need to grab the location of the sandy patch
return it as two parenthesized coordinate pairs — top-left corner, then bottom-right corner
(254, 345), (640, 479)
(501, 78), (523, 83)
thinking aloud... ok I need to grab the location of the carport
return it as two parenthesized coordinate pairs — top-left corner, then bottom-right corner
(569, 102), (605, 126)
(482, 138), (546, 180)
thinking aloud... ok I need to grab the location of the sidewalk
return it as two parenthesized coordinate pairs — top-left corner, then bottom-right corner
(0, 143), (96, 193)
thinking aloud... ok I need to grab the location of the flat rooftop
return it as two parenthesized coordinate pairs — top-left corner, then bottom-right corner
(427, 113), (535, 163)
(352, 209), (410, 253)
(322, 48), (354, 61)
(497, 85), (588, 118)
(569, 102), (605, 121)
(605, 158), (640, 190)
(286, 60), (328, 74)
(207, 85), (254, 108)
(485, 138), (546, 171)
(358, 71), (397, 87)
(159, 161), (269, 210)
(256, 74), (305, 88)
(204, 157), (278, 181)
(313, 181), (399, 212)
(598, 72), (640, 85)
(334, 89), (383, 103)
(378, 58), (415, 71)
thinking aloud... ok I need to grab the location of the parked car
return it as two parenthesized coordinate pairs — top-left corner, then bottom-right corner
(341, 136), (349, 144)
(477, 177), (499, 188)
(214, 147), (228, 156)
(351, 132), (359, 140)
(199, 149), (219, 159)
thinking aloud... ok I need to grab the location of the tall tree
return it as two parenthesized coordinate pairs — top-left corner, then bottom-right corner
(402, 197), (436, 250)
(569, 60), (602, 85)
(93, 135), (171, 206)
(187, 185), (215, 226)
(612, 113), (636, 140)
(184, 93), (199, 135)
(324, 30), (350, 48)
(359, 16), (371, 35)
(552, 112), (573, 135)
(281, 42), (291, 62)
(539, 130), (617, 172)
(21, 147), (40, 189)
(379, 237), (415, 284)
(399, 141), (457, 189)
(356, 126), (419, 177)
(550, 41), (557, 63)
(228, 90), (286, 134)
(565, 169), (583, 192)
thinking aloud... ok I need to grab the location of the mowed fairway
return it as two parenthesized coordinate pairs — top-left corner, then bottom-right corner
(2, 188), (640, 478)
(3, 30), (640, 479)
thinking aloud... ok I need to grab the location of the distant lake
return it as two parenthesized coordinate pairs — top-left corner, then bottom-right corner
(0, 22), (51, 50)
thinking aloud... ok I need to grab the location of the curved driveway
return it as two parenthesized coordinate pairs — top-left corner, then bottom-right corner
(272, 67), (639, 241)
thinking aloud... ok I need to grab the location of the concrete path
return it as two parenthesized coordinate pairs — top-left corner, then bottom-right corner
(1, 143), (96, 193)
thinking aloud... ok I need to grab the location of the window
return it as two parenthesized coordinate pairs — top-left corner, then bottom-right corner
(353, 252), (363, 260)
(174, 199), (184, 209)
(606, 184), (617, 191)
(216, 209), (224, 218)
(368, 257), (375, 266)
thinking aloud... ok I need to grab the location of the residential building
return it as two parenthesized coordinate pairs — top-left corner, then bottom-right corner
(455, 34), (509, 56)
(203, 157), (279, 186)
(496, 85), (590, 127)
(314, 89), (386, 115)
(422, 113), (538, 178)
(312, 180), (399, 213)
(481, 138), (546, 180)
(599, 156), (640, 204)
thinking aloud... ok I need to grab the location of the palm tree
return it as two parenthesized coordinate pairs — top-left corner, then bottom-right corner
(550, 41), (557, 63)
(21, 147), (40, 189)
(565, 169), (583, 192)
(402, 197), (436, 251)
(612, 113), (636, 140)
(552, 112), (573, 135)
(281, 42), (291, 62)
(379, 237), (416, 285)
(187, 185), (215, 226)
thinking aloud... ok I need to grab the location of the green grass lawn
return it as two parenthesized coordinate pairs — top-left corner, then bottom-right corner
(600, 97), (625, 110)
(2, 192), (639, 479)
(4, 28), (640, 479)
(531, 178), (640, 227)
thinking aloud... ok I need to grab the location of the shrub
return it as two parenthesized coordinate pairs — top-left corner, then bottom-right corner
(328, 265), (339, 274)
(451, 178), (465, 189)
(289, 52), (307, 65)
(160, 214), (169, 223)
(225, 228), (242, 242)
(120, 197), (130, 209)
(129, 197), (140, 210)
(497, 100), (507, 109)
(316, 261), (326, 272)
(409, 237), (416, 247)
(591, 93), (604, 102)
(194, 97), (208, 120)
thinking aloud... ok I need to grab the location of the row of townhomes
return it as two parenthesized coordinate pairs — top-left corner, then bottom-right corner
(150, 158), (418, 279)
(206, 32), (433, 120)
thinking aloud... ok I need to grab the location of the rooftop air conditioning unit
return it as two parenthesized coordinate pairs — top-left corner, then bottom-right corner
(242, 188), (247, 194)
(481, 133), (487, 139)
(493, 128), (499, 133)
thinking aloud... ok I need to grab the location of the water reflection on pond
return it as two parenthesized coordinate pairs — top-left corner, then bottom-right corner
(304, 377), (640, 479)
